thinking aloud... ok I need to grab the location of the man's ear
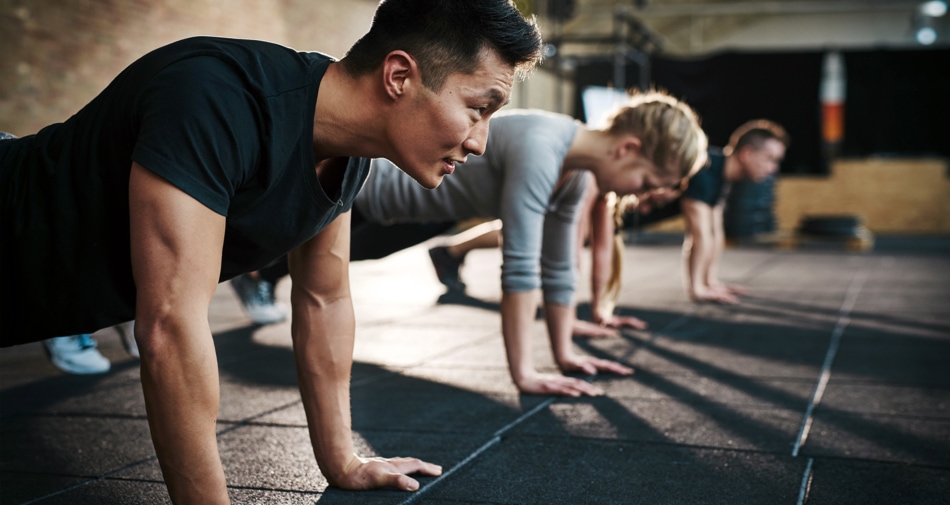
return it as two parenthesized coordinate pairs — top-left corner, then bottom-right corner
(381, 50), (417, 101)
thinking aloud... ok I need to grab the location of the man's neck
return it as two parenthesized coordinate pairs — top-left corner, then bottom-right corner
(723, 153), (743, 182)
(311, 64), (383, 161)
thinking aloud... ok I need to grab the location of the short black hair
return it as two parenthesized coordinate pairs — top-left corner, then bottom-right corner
(728, 119), (790, 155)
(341, 0), (543, 91)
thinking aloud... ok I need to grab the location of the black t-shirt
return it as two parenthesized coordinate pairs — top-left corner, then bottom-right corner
(0, 37), (370, 344)
(682, 148), (727, 206)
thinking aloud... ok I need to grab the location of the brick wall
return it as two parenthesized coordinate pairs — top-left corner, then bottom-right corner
(773, 158), (950, 234)
(0, 0), (377, 135)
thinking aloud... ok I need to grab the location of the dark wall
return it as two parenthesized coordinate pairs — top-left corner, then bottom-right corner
(841, 48), (950, 159)
(574, 48), (950, 175)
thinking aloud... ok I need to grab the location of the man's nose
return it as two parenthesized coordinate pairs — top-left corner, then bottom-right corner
(463, 121), (489, 157)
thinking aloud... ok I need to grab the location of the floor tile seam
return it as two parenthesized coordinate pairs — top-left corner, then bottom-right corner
(222, 482), (324, 497)
(494, 431), (806, 458)
(596, 394), (814, 411)
(47, 474), (332, 499)
(610, 371), (825, 383)
(394, 398), (556, 505)
(214, 398), (306, 437)
(792, 269), (869, 457)
(617, 366), (825, 378)
(808, 410), (950, 422)
(824, 378), (950, 389)
(7, 456), (163, 505)
(795, 452), (950, 470)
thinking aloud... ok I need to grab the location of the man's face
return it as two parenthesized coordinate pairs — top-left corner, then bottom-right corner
(740, 138), (786, 182)
(389, 48), (514, 189)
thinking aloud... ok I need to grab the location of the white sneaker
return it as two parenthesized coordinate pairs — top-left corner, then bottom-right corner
(42, 335), (111, 375)
(230, 274), (288, 325)
(116, 321), (139, 358)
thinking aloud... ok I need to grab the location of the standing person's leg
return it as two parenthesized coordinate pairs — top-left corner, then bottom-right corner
(43, 334), (111, 374)
(349, 207), (455, 261)
(230, 258), (290, 325)
(428, 220), (502, 291)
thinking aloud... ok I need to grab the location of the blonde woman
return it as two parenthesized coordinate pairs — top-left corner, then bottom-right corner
(351, 90), (708, 397)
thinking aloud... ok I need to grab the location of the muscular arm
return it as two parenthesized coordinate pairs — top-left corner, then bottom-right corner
(288, 211), (440, 490)
(707, 202), (727, 289)
(129, 162), (229, 504)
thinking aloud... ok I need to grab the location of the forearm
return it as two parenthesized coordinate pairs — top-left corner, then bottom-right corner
(500, 290), (541, 385)
(128, 161), (229, 504)
(291, 292), (357, 485)
(138, 313), (228, 504)
(684, 232), (714, 294)
(706, 213), (726, 287)
(588, 195), (615, 322)
(588, 233), (614, 321)
(543, 300), (577, 366)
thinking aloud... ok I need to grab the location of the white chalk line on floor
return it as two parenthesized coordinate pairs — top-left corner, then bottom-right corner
(792, 269), (867, 457)
(796, 457), (815, 505)
(790, 268), (869, 505)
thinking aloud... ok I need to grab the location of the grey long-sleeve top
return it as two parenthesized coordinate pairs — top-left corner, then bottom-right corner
(355, 110), (590, 306)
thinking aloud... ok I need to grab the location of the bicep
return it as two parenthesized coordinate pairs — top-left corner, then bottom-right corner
(128, 162), (226, 320)
(288, 211), (352, 301)
(681, 198), (714, 238)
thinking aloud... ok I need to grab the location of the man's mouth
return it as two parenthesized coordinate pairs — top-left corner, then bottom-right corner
(443, 158), (465, 175)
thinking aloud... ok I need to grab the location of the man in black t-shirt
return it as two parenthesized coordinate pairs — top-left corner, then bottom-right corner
(674, 120), (788, 303)
(1, 1), (542, 502)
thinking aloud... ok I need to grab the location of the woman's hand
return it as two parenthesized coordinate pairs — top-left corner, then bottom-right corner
(557, 353), (633, 378)
(515, 371), (607, 397)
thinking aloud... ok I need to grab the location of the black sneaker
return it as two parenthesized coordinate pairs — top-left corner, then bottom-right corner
(428, 246), (466, 292)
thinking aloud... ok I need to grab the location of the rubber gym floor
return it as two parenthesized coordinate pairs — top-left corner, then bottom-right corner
(2, 233), (948, 504)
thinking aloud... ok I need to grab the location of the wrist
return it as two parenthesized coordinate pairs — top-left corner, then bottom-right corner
(324, 453), (360, 487)
(554, 351), (576, 370)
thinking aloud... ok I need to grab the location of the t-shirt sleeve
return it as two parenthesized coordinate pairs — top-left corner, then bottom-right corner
(538, 171), (590, 306)
(682, 165), (717, 206)
(498, 135), (562, 295)
(131, 56), (261, 216)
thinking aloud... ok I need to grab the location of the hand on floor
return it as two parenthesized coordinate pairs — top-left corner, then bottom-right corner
(332, 455), (442, 491)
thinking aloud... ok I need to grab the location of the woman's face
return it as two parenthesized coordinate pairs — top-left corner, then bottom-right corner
(600, 153), (683, 199)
